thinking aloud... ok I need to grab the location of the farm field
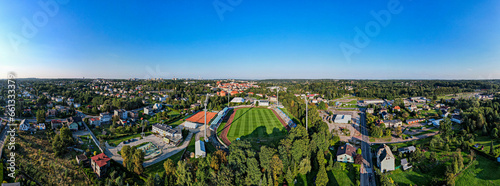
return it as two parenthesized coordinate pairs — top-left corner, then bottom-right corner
(226, 107), (286, 142)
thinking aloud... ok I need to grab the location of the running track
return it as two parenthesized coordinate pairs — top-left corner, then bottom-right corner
(219, 107), (290, 146)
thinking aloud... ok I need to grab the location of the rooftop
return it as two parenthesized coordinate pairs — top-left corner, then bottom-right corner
(91, 153), (110, 167)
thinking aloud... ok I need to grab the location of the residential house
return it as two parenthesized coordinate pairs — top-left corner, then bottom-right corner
(451, 114), (463, 124)
(99, 112), (112, 124)
(144, 107), (152, 115)
(46, 109), (57, 117)
(114, 109), (128, 119)
(19, 120), (30, 131)
(406, 118), (425, 124)
(422, 104), (430, 110)
(429, 119), (444, 126)
(74, 103), (81, 108)
(91, 153), (111, 177)
(382, 119), (403, 128)
(51, 120), (63, 129)
(89, 118), (101, 126)
(153, 103), (163, 110)
(129, 111), (139, 119)
(377, 144), (395, 172)
(190, 103), (201, 109)
(407, 104), (418, 112)
(66, 116), (82, 131)
(394, 106), (401, 111)
(36, 123), (46, 130)
(366, 108), (374, 114)
(398, 146), (416, 154)
(401, 158), (412, 170)
(336, 143), (357, 163)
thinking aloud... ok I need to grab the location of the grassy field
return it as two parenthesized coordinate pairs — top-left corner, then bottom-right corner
(456, 155), (500, 185)
(473, 135), (500, 157)
(226, 107), (286, 142)
(329, 163), (360, 186)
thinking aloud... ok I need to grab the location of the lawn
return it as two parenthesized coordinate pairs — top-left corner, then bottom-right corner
(78, 134), (102, 154)
(328, 163), (360, 186)
(456, 155), (500, 186)
(473, 135), (500, 157)
(226, 107), (286, 142)
(144, 150), (184, 175)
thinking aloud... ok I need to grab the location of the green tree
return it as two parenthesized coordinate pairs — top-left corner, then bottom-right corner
(356, 148), (362, 155)
(315, 165), (329, 186)
(217, 165), (234, 186)
(36, 109), (45, 123)
(285, 167), (294, 186)
(245, 158), (262, 185)
(259, 146), (277, 173)
(176, 161), (193, 186)
(163, 159), (176, 186)
(492, 128), (499, 139)
(490, 140), (495, 155)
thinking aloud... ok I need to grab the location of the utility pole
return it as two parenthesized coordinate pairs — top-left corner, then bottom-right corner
(204, 93), (209, 141)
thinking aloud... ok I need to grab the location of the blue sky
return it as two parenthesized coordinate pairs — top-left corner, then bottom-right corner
(1, 0), (499, 79)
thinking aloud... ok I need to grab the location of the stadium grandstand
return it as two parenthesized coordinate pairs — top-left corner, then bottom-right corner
(210, 107), (230, 131)
(273, 107), (297, 128)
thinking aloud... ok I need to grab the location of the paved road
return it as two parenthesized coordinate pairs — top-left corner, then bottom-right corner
(0, 122), (9, 157)
(359, 112), (376, 186)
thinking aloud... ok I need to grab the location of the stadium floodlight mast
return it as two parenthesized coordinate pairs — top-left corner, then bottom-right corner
(277, 87), (279, 107)
(204, 93), (209, 142)
(304, 94), (308, 131)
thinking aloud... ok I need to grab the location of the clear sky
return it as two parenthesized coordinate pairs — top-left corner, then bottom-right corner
(1, 0), (499, 79)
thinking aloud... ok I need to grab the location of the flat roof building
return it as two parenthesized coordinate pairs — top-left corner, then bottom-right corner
(195, 140), (206, 158)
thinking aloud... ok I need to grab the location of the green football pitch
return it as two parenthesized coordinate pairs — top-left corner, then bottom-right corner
(227, 107), (286, 142)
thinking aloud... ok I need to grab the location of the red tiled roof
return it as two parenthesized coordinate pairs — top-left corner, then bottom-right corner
(91, 153), (110, 167)
(185, 111), (217, 124)
(90, 118), (100, 121)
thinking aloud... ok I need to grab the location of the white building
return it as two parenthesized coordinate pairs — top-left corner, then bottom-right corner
(230, 97), (245, 103)
(377, 144), (395, 172)
(99, 112), (112, 124)
(144, 107), (151, 115)
(19, 119), (30, 131)
(152, 124), (182, 139)
(334, 115), (352, 124)
(254, 100), (270, 106)
(336, 143), (356, 163)
(195, 140), (206, 158)
(153, 103), (163, 110)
